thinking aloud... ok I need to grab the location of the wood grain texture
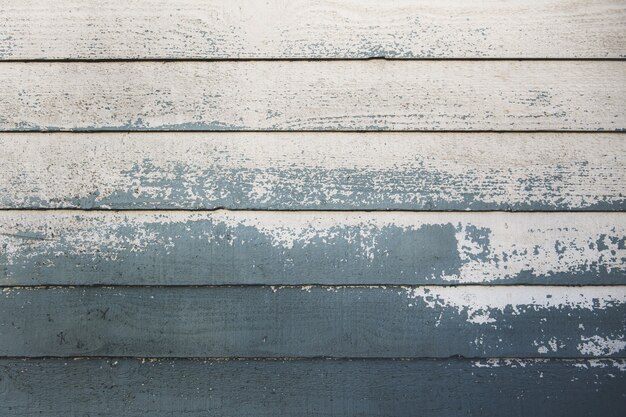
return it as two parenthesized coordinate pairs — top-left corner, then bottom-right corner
(1, 0), (625, 59)
(1, 132), (624, 211)
(1, 286), (624, 358)
(1, 61), (624, 132)
(1, 358), (625, 417)
(1, 211), (624, 285)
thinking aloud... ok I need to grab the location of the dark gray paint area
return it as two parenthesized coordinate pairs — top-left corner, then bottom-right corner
(1, 287), (623, 358)
(2, 213), (624, 285)
(1, 358), (624, 417)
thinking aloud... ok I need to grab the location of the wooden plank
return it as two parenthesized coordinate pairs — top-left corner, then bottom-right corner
(0, 61), (624, 132)
(1, 286), (624, 358)
(1, 0), (625, 59)
(1, 359), (625, 417)
(2, 132), (625, 211)
(1, 211), (624, 285)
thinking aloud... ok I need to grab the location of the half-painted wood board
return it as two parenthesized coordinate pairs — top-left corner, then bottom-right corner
(1, 132), (624, 211)
(1, 211), (624, 285)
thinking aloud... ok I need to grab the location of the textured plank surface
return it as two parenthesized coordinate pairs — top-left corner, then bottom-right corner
(1, 358), (625, 417)
(2, 132), (625, 211)
(1, 211), (625, 285)
(1, 61), (625, 131)
(1, 286), (624, 358)
(1, 0), (625, 59)
(2, 1), (625, 413)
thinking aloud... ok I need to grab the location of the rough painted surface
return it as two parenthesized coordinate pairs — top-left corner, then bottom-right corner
(1, 2), (625, 412)
(1, 61), (625, 131)
(1, 0), (625, 59)
(1, 132), (625, 211)
(1, 286), (624, 358)
(1, 358), (625, 417)
(1, 211), (624, 285)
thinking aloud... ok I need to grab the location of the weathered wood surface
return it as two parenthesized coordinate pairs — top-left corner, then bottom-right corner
(1, 211), (624, 285)
(1, 0), (625, 59)
(1, 358), (625, 417)
(1, 61), (624, 131)
(1, 286), (624, 358)
(2, 132), (624, 211)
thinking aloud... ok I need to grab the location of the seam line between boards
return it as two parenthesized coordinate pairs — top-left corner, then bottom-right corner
(0, 57), (625, 63)
(2, 130), (626, 134)
(1, 208), (626, 213)
(2, 284), (625, 289)
(0, 356), (622, 361)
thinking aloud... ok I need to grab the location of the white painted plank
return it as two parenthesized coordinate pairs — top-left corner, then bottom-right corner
(0, 0), (625, 59)
(0, 61), (624, 131)
(1, 132), (624, 210)
(1, 211), (624, 285)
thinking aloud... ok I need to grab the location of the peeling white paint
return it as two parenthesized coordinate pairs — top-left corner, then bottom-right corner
(534, 337), (566, 354)
(577, 335), (626, 356)
(404, 286), (625, 325)
(1, 133), (625, 210)
(474, 359), (626, 372)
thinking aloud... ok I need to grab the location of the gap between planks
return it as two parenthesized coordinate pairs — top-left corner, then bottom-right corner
(1, 356), (624, 362)
(1, 208), (625, 213)
(0, 58), (625, 63)
(4, 129), (626, 133)
(3, 284), (625, 289)
(3, 129), (626, 132)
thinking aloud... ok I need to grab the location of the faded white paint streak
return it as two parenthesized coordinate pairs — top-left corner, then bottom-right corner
(404, 286), (626, 317)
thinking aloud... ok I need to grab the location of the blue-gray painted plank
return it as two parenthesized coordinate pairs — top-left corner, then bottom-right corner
(1, 286), (623, 358)
(1, 358), (624, 417)
(1, 211), (624, 285)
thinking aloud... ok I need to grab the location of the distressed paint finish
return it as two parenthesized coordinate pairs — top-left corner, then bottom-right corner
(1, 286), (624, 358)
(1, 132), (625, 211)
(1, 211), (624, 285)
(1, 61), (625, 131)
(1, 0), (625, 59)
(0, 4), (624, 414)
(1, 359), (625, 417)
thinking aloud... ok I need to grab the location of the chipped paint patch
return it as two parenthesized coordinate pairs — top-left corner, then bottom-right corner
(473, 358), (626, 372)
(405, 286), (625, 319)
(578, 336), (626, 356)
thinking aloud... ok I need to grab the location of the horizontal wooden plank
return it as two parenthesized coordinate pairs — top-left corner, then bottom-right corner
(1, 286), (624, 358)
(2, 359), (625, 417)
(1, 211), (624, 285)
(1, 132), (624, 211)
(1, 1), (625, 59)
(1, 61), (624, 131)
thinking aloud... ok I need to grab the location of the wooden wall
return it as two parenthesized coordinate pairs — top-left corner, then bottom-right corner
(0, 1), (625, 416)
